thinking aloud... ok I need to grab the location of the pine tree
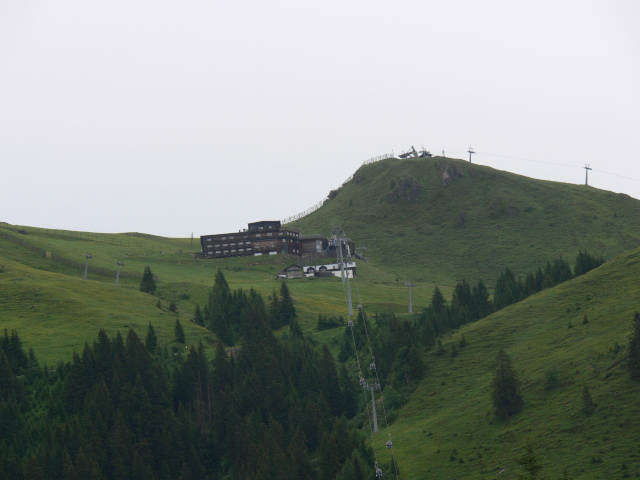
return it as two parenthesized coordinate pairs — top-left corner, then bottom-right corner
(207, 269), (233, 344)
(472, 279), (494, 319)
(139, 266), (156, 294)
(193, 304), (204, 327)
(320, 345), (343, 416)
(145, 323), (157, 354)
(175, 319), (186, 344)
(494, 267), (523, 310)
(517, 442), (543, 480)
(629, 311), (640, 380)
(279, 282), (296, 326)
(290, 319), (304, 339)
(267, 289), (282, 329)
(491, 348), (523, 419)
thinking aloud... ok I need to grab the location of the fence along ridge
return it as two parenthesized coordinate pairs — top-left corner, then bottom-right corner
(0, 229), (153, 281)
(282, 152), (394, 224)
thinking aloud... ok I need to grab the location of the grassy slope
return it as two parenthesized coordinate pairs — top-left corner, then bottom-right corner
(0, 256), (218, 365)
(373, 247), (640, 479)
(290, 156), (640, 288)
(0, 226), (437, 363)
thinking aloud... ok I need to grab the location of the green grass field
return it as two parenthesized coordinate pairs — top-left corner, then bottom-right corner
(0, 224), (437, 365)
(373, 247), (640, 479)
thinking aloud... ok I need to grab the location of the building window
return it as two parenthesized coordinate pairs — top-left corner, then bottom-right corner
(221, 237), (226, 240)
(267, 232), (272, 236)
(231, 249), (236, 253)
(229, 235), (234, 239)
(239, 248), (244, 252)
(256, 233), (261, 238)
(207, 238), (212, 242)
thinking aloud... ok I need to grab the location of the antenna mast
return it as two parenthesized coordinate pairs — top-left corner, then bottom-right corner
(584, 164), (592, 186)
(468, 146), (475, 163)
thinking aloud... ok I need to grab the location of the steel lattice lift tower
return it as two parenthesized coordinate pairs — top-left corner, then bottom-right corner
(329, 224), (353, 315)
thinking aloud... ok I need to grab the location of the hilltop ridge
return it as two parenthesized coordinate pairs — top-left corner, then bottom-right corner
(290, 156), (640, 287)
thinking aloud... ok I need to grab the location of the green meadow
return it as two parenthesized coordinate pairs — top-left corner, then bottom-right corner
(374, 247), (640, 479)
(0, 224), (436, 365)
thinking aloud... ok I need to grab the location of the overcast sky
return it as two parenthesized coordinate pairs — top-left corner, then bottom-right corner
(1, 0), (639, 238)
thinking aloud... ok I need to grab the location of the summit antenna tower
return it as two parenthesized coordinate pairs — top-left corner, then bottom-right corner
(584, 164), (592, 185)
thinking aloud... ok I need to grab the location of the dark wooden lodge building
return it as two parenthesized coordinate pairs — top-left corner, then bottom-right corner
(201, 221), (302, 259)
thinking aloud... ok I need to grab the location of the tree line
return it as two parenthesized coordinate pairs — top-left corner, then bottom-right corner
(0, 279), (376, 479)
(335, 251), (606, 422)
(190, 270), (297, 346)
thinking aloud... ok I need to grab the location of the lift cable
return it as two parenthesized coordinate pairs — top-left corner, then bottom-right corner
(349, 321), (380, 469)
(349, 259), (400, 480)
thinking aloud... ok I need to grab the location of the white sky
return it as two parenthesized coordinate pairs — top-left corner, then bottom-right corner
(1, 0), (639, 237)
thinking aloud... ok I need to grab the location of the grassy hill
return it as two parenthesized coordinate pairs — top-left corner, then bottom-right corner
(3, 157), (640, 367)
(0, 256), (219, 365)
(0, 225), (436, 364)
(373, 246), (640, 479)
(290, 156), (640, 288)
(3, 158), (640, 478)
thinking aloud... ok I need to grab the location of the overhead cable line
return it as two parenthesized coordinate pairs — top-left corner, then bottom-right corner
(335, 227), (399, 480)
(475, 151), (640, 183)
(476, 151), (581, 169)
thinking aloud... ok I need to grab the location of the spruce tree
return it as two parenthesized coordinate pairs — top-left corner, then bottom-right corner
(145, 323), (157, 354)
(139, 266), (156, 294)
(193, 304), (204, 327)
(207, 269), (233, 344)
(517, 442), (543, 480)
(174, 319), (185, 344)
(629, 311), (640, 380)
(472, 279), (494, 319)
(279, 282), (296, 325)
(494, 267), (523, 310)
(268, 289), (282, 329)
(491, 348), (523, 419)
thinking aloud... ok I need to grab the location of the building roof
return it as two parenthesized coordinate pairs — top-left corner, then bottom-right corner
(282, 264), (303, 271)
